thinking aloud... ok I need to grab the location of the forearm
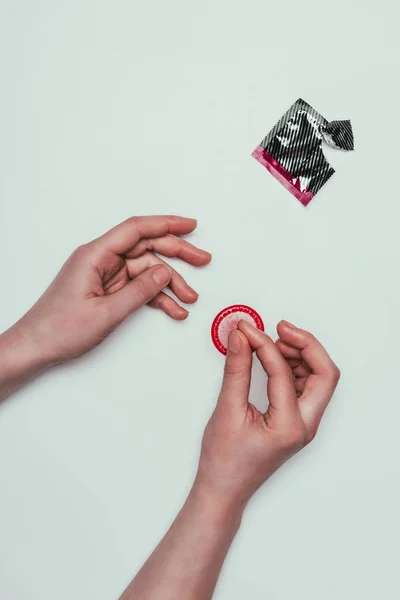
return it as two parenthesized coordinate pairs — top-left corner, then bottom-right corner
(120, 481), (244, 600)
(0, 318), (49, 400)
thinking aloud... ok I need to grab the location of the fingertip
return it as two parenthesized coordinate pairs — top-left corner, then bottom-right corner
(183, 216), (198, 229)
(237, 319), (254, 333)
(150, 292), (189, 320)
(277, 319), (298, 333)
(277, 320), (306, 344)
(173, 215), (197, 222)
(191, 255), (212, 268)
(168, 215), (198, 235)
(202, 251), (212, 264)
(168, 300), (189, 320)
(169, 300), (189, 320)
(238, 320), (270, 348)
(178, 247), (211, 267)
(174, 308), (189, 320)
(185, 287), (199, 303)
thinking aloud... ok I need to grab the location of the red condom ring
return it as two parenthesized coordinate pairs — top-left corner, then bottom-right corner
(211, 305), (265, 355)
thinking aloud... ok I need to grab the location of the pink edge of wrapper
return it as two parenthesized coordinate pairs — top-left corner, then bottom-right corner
(251, 146), (314, 207)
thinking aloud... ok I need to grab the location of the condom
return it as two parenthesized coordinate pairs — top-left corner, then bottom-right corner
(211, 305), (264, 355)
(252, 99), (354, 206)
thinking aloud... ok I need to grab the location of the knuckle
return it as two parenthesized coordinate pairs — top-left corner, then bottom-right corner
(331, 365), (341, 383)
(324, 364), (340, 385)
(125, 216), (140, 236)
(223, 362), (243, 378)
(303, 331), (317, 345)
(304, 425), (319, 445)
(280, 423), (307, 452)
(72, 243), (91, 259)
(144, 251), (158, 265)
(281, 361), (293, 377)
(134, 278), (153, 303)
(155, 293), (164, 307)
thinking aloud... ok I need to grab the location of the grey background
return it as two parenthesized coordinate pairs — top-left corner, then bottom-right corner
(0, 1), (399, 598)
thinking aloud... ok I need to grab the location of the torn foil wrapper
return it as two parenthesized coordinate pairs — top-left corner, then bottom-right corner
(252, 99), (354, 206)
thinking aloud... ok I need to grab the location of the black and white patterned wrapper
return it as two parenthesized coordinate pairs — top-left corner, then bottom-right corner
(252, 99), (354, 206)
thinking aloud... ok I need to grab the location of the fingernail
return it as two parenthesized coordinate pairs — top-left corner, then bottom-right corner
(228, 330), (241, 354)
(238, 319), (254, 329)
(152, 266), (170, 286)
(238, 319), (258, 334)
(282, 320), (296, 329)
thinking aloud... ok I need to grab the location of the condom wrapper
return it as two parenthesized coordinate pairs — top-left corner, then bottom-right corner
(252, 99), (354, 206)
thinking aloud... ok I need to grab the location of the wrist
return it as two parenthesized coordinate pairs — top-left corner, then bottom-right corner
(0, 318), (51, 399)
(189, 477), (247, 528)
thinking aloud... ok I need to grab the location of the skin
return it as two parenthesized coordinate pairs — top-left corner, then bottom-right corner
(0, 214), (340, 600)
(0, 215), (211, 400)
(120, 321), (340, 600)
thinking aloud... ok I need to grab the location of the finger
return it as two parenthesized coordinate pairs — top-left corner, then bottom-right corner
(238, 321), (298, 418)
(149, 293), (189, 320)
(95, 216), (198, 255)
(299, 372), (340, 437)
(125, 235), (212, 266)
(277, 321), (340, 432)
(286, 358), (310, 379)
(294, 377), (307, 394)
(126, 252), (198, 304)
(276, 339), (302, 360)
(278, 342), (312, 381)
(292, 362), (310, 378)
(286, 357), (301, 368)
(277, 321), (338, 377)
(103, 264), (171, 323)
(218, 330), (252, 410)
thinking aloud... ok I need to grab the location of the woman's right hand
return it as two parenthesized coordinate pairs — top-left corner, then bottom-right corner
(195, 320), (341, 509)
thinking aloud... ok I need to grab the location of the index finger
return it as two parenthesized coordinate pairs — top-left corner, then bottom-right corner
(276, 321), (339, 379)
(94, 215), (198, 255)
(238, 321), (299, 419)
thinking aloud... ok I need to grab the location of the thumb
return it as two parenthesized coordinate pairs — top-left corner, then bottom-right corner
(105, 264), (171, 324)
(218, 330), (252, 410)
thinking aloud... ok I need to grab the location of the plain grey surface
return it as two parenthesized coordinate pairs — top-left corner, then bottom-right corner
(0, 1), (399, 598)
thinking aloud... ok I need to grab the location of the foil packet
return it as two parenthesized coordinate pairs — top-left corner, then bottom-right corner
(252, 99), (354, 206)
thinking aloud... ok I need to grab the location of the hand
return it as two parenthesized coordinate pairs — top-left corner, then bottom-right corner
(118, 321), (339, 600)
(16, 215), (211, 366)
(195, 320), (340, 509)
